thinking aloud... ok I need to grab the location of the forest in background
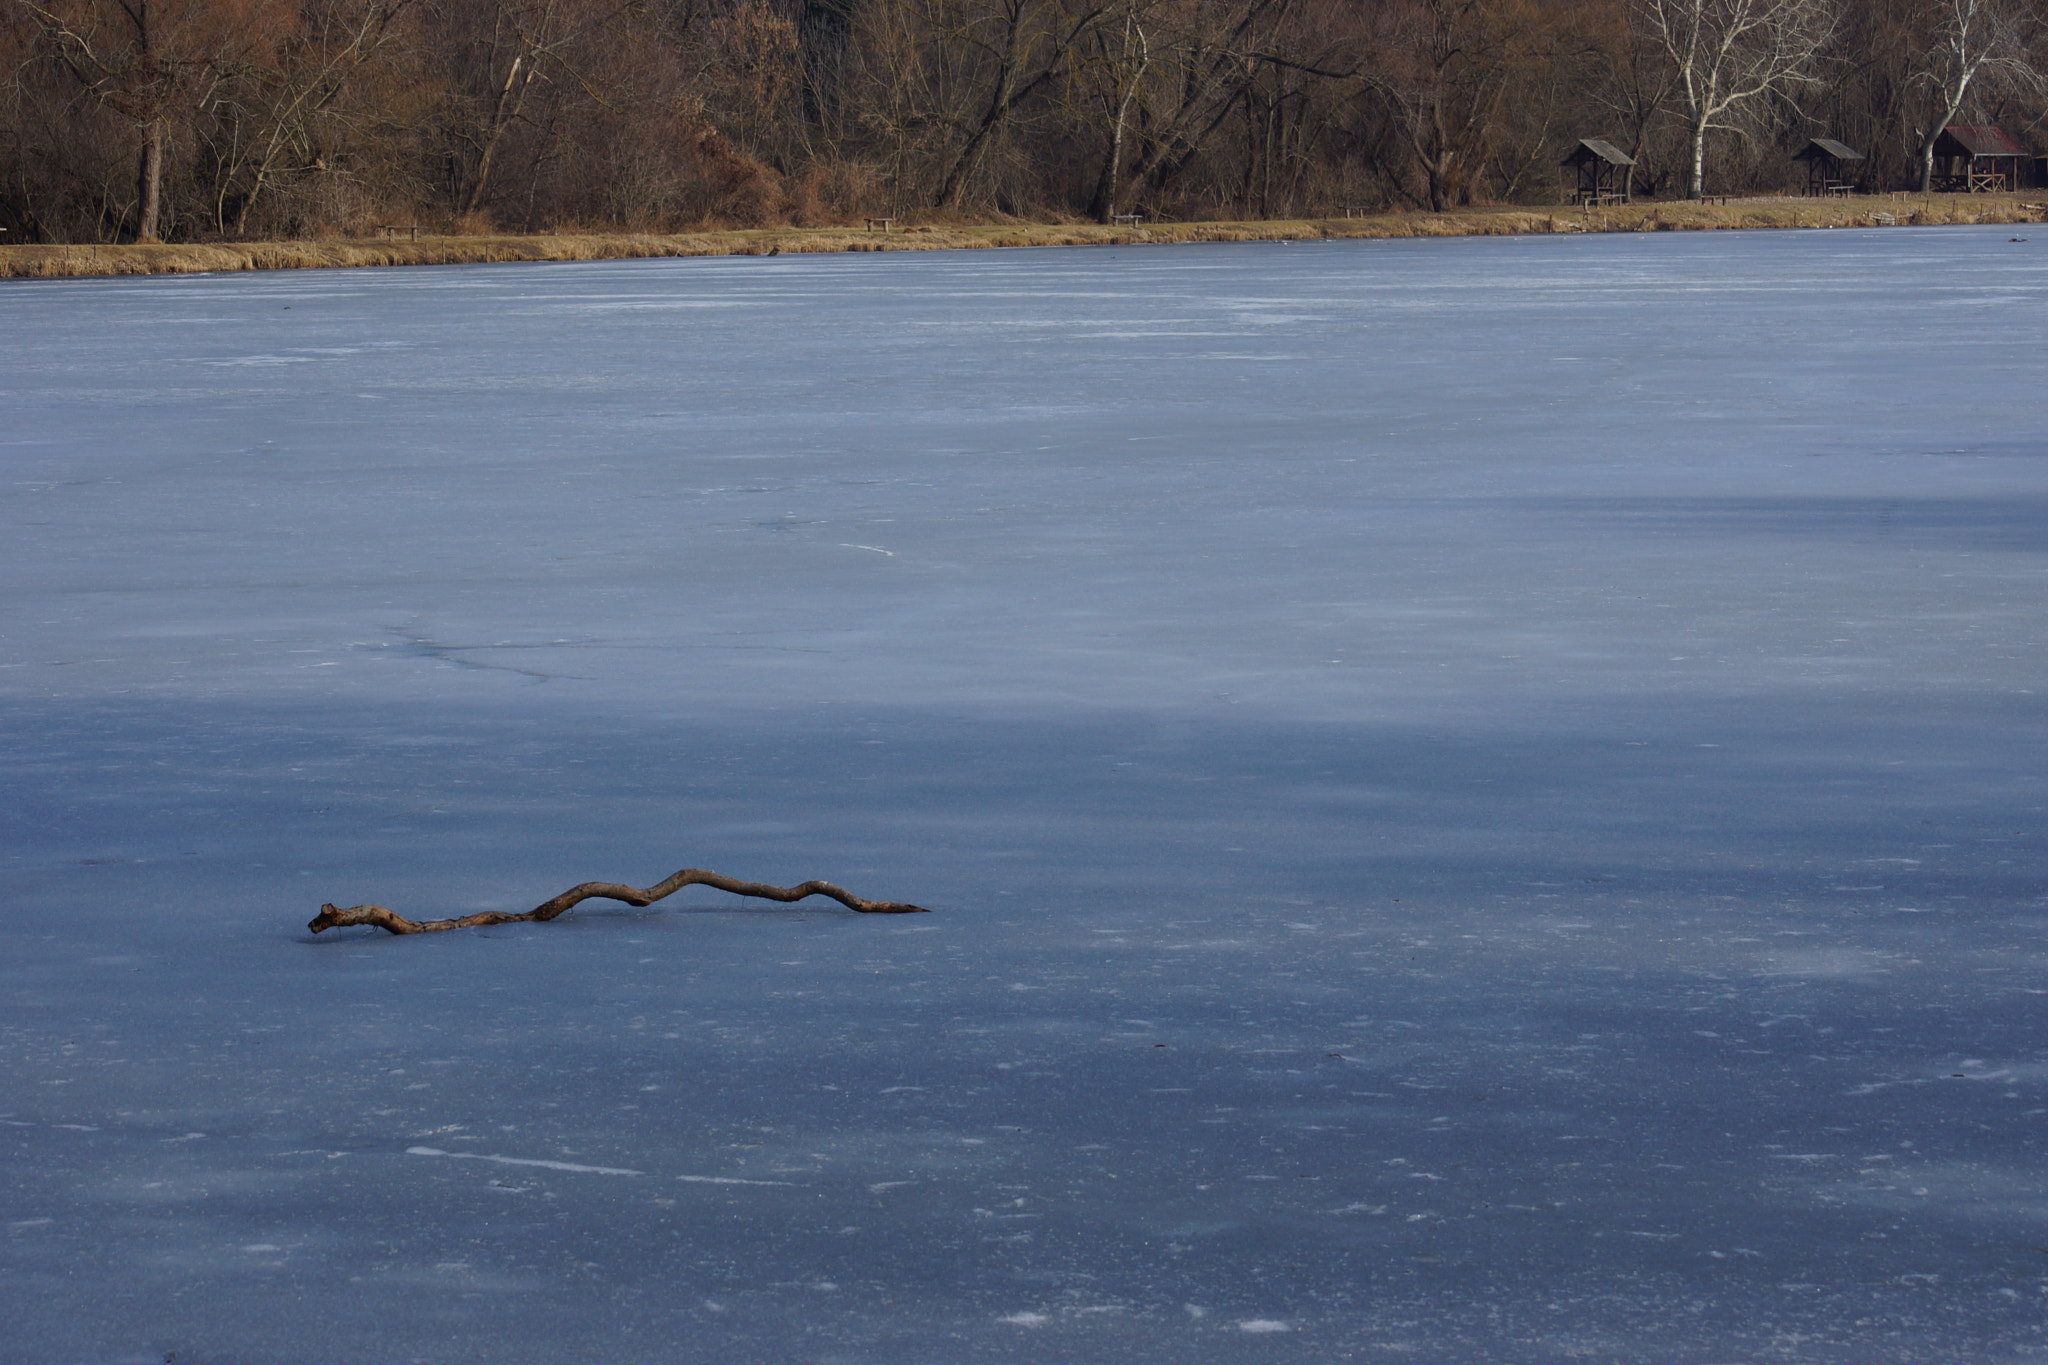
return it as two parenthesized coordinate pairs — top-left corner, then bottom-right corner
(2, 0), (2044, 245)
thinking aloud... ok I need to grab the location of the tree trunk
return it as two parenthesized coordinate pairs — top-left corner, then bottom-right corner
(1088, 97), (1130, 221)
(465, 54), (528, 216)
(231, 139), (289, 237)
(231, 183), (261, 237)
(135, 118), (166, 242)
(1120, 0), (1276, 203)
(1428, 99), (1452, 211)
(1688, 115), (1708, 198)
(1918, 77), (1978, 193)
(1087, 16), (1147, 224)
(935, 5), (1027, 210)
(935, 90), (1016, 209)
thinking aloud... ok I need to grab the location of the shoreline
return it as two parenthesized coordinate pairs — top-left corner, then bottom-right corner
(4, 194), (2042, 280)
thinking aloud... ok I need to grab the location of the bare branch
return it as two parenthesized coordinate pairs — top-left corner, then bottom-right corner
(1634, 0), (1837, 197)
(308, 867), (931, 936)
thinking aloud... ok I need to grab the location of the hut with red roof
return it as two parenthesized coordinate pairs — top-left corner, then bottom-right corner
(1929, 126), (2025, 192)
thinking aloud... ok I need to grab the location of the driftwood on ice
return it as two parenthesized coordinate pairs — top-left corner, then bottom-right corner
(308, 867), (929, 936)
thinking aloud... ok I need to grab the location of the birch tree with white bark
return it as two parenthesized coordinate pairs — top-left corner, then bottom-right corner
(1911, 0), (2043, 191)
(1083, 0), (1153, 222)
(1636, 0), (1837, 199)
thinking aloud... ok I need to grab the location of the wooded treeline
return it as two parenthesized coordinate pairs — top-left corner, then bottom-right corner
(3, 0), (2043, 244)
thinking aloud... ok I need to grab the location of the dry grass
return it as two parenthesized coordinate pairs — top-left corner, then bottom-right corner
(5, 195), (2043, 280)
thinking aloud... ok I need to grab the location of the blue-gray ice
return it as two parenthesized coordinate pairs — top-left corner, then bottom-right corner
(3, 227), (2045, 1362)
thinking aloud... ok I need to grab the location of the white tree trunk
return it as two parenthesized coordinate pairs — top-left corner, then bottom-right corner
(1637, 0), (1835, 202)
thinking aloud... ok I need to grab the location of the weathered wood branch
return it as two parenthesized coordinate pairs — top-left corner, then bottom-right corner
(308, 867), (929, 936)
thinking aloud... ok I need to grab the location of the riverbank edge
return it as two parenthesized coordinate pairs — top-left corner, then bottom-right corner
(5, 194), (2043, 279)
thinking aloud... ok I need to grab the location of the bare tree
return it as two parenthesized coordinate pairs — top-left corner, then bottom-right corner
(931, 0), (1112, 210)
(1911, 0), (2043, 191)
(1231, 0), (1370, 217)
(1364, 0), (1538, 212)
(1636, 0), (1836, 198)
(10, 0), (2035, 238)
(1108, 0), (1290, 208)
(436, 0), (640, 219)
(206, 0), (414, 235)
(17, 0), (263, 239)
(1083, 0), (1153, 221)
(706, 0), (805, 166)
(1591, 0), (1684, 196)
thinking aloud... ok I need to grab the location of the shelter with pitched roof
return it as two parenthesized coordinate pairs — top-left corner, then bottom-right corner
(1930, 126), (2025, 192)
(1793, 138), (1864, 196)
(1559, 139), (1634, 205)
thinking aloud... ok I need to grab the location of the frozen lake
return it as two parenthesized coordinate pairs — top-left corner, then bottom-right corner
(3, 227), (2045, 1361)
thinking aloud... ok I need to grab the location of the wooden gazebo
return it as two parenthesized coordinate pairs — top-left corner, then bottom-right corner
(1930, 125), (2025, 192)
(1560, 139), (1634, 206)
(1793, 138), (1864, 196)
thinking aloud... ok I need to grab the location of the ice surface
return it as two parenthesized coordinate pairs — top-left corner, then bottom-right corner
(2, 228), (2046, 1361)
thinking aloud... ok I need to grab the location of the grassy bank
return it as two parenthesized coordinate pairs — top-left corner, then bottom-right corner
(4, 194), (2043, 280)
